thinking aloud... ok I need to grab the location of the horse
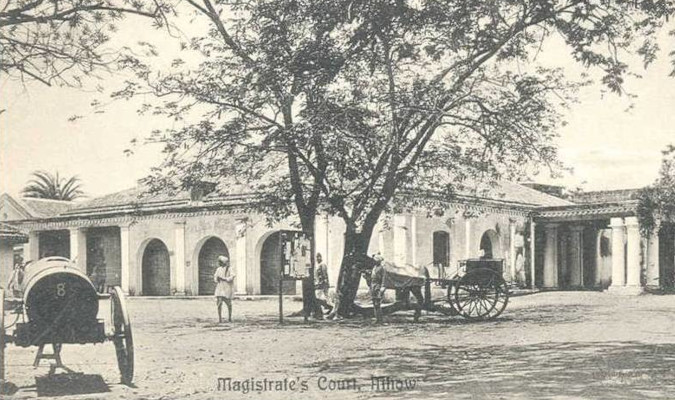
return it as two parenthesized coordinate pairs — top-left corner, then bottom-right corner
(340, 253), (428, 322)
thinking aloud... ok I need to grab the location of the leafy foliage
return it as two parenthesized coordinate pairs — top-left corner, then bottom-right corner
(115, 0), (674, 311)
(22, 170), (84, 201)
(0, 0), (173, 87)
(637, 145), (675, 237)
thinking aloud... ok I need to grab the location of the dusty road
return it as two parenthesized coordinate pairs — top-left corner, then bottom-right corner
(4, 291), (675, 399)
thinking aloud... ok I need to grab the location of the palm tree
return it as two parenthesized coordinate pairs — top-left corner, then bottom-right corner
(22, 171), (84, 201)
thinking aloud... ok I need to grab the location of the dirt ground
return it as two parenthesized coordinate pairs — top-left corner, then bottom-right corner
(4, 291), (675, 400)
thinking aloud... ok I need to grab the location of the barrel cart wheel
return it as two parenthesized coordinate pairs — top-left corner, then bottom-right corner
(110, 286), (134, 385)
(453, 268), (509, 321)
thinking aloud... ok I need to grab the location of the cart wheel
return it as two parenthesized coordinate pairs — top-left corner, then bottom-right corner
(453, 268), (509, 321)
(111, 286), (134, 385)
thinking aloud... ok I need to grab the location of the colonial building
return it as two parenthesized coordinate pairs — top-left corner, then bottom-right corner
(1, 182), (673, 296)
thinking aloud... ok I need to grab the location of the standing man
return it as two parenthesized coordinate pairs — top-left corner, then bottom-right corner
(314, 253), (332, 315)
(370, 254), (386, 324)
(214, 255), (235, 323)
(7, 261), (25, 299)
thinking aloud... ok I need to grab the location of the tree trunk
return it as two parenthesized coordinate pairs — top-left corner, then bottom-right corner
(299, 216), (318, 320)
(335, 226), (374, 316)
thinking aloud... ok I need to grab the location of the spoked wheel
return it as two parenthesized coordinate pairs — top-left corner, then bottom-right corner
(453, 268), (509, 321)
(111, 286), (134, 385)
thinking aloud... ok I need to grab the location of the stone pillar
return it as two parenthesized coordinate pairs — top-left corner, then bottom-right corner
(411, 215), (418, 267)
(543, 224), (559, 288)
(509, 221), (517, 282)
(625, 216), (642, 292)
(173, 222), (186, 295)
(609, 217), (626, 289)
(315, 215), (329, 262)
(569, 226), (584, 288)
(646, 228), (660, 288)
(464, 218), (472, 259)
(69, 228), (87, 272)
(530, 222), (536, 289)
(120, 225), (131, 294)
(393, 214), (411, 265)
(25, 231), (40, 262)
(235, 218), (248, 294)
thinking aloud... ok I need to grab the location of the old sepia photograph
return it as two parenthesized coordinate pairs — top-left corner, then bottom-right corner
(1, 1), (675, 399)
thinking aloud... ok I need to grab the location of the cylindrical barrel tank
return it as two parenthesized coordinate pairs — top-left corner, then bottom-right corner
(21, 257), (99, 326)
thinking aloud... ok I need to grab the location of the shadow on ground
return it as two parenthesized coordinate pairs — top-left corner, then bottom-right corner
(302, 341), (675, 399)
(34, 374), (110, 397)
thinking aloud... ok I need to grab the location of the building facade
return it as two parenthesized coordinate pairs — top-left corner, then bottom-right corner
(2, 183), (674, 296)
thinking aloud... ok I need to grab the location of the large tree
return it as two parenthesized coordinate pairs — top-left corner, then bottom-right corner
(22, 170), (84, 200)
(0, 0), (173, 87)
(117, 0), (674, 315)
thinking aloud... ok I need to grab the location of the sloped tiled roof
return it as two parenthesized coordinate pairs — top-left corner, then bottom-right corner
(0, 222), (28, 243)
(52, 177), (571, 221)
(460, 180), (573, 207)
(20, 197), (75, 218)
(568, 189), (641, 204)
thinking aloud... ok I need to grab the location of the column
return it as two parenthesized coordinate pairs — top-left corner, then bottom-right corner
(509, 221), (516, 282)
(174, 222), (186, 295)
(315, 215), (329, 262)
(594, 229), (605, 287)
(411, 215), (418, 267)
(530, 221), (536, 289)
(646, 226), (660, 288)
(609, 217), (626, 289)
(24, 231), (40, 262)
(120, 225), (131, 294)
(543, 224), (559, 288)
(625, 217), (642, 290)
(235, 218), (248, 294)
(393, 214), (411, 265)
(464, 218), (472, 259)
(569, 226), (584, 288)
(69, 228), (87, 272)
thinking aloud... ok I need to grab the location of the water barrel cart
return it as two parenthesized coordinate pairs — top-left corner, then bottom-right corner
(0, 257), (133, 389)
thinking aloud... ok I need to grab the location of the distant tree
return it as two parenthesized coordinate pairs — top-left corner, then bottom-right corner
(0, 0), (173, 87)
(118, 0), (674, 315)
(22, 170), (84, 201)
(637, 145), (675, 237)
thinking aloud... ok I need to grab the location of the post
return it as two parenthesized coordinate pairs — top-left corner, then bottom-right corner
(625, 217), (643, 292)
(609, 217), (626, 290)
(464, 218), (472, 259)
(69, 228), (87, 272)
(25, 231), (40, 261)
(120, 225), (131, 294)
(530, 221), (536, 289)
(411, 215), (418, 267)
(393, 214), (411, 266)
(173, 222), (186, 295)
(278, 272), (284, 324)
(569, 226), (584, 288)
(235, 219), (248, 294)
(509, 221), (516, 282)
(543, 224), (559, 289)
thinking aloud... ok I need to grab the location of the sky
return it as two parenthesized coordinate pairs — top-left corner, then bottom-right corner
(1, 16), (674, 200)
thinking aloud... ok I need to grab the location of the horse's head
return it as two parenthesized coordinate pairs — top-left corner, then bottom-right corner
(345, 253), (378, 273)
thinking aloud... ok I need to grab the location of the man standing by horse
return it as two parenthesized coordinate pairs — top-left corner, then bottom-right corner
(370, 254), (386, 324)
(314, 253), (333, 316)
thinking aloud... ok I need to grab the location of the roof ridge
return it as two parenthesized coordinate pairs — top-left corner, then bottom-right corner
(20, 197), (75, 204)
